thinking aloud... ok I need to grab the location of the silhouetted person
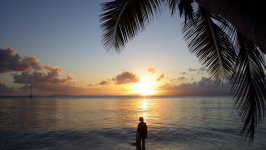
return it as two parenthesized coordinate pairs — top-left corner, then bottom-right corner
(136, 117), (147, 150)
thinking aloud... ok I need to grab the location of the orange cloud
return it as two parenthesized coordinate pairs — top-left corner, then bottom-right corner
(161, 77), (231, 96)
(112, 71), (139, 84)
(0, 46), (114, 96)
(13, 65), (80, 94)
(0, 46), (42, 73)
(147, 67), (156, 73)
(0, 46), (89, 95)
(156, 74), (165, 81)
(99, 80), (110, 85)
(13, 67), (73, 85)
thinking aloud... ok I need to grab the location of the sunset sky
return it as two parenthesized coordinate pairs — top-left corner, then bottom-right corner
(0, 0), (231, 96)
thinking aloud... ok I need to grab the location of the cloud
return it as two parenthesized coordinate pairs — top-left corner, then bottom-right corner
(177, 77), (186, 81)
(156, 74), (165, 81)
(99, 80), (110, 85)
(170, 76), (187, 82)
(188, 68), (197, 72)
(0, 46), (42, 73)
(180, 72), (187, 75)
(147, 67), (156, 73)
(187, 67), (207, 74)
(0, 81), (15, 95)
(13, 66), (72, 84)
(161, 77), (232, 96)
(198, 67), (206, 72)
(198, 67), (207, 74)
(112, 71), (139, 84)
(0, 46), (90, 95)
(12, 65), (85, 95)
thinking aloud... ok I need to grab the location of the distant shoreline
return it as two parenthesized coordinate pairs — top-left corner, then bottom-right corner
(0, 95), (233, 99)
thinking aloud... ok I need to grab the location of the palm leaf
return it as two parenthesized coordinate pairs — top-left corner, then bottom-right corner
(183, 7), (236, 83)
(215, 16), (239, 53)
(178, 0), (193, 23)
(100, 0), (162, 51)
(164, 0), (180, 15)
(165, 0), (194, 23)
(232, 32), (266, 141)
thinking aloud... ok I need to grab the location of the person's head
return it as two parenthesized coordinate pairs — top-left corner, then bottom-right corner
(139, 117), (144, 122)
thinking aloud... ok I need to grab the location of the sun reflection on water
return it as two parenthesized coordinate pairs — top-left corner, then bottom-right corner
(141, 98), (149, 110)
(140, 98), (149, 123)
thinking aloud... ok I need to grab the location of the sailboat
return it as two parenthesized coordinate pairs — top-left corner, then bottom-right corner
(28, 82), (33, 98)
(28, 74), (33, 98)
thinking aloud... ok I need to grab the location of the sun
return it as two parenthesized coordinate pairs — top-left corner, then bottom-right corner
(132, 77), (156, 96)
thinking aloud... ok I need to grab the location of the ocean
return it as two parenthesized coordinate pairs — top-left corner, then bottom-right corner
(0, 96), (265, 150)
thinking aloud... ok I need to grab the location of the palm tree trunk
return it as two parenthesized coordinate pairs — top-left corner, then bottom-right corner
(196, 0), (266, 53)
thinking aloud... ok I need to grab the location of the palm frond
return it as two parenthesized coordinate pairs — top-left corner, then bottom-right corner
(232, 32), (266, 141)
(164, 0), (179, 15)
(165, 0), (194, 23)
(214, 16), (239, 53)
(100, 0), (162, 51)
(178, 0), (193, 23)
(183, 7), (236, 83)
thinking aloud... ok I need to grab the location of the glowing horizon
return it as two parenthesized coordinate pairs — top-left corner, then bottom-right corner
(0, 1), (231, 97)
(131, 75), (157, 96)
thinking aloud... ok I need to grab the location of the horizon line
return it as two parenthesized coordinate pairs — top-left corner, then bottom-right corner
(0, 94), (233, 98)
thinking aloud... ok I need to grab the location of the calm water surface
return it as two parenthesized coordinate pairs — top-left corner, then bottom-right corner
(0, 96), (265, 150)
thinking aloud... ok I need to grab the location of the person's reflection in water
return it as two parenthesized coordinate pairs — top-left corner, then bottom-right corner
(136, 117), (147, 150)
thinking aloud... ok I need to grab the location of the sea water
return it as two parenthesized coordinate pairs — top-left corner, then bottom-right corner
(0, 96), (265, 150)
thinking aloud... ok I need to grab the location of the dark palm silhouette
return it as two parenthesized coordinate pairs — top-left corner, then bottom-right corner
(99, 0), (266, 141)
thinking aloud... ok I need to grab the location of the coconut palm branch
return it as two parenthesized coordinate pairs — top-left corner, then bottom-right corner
(194, 0), (266, 53)
(183, 7), (236, 83)
(232, 32), (266, 141)
(165, 0), (193, 23)
(100, 0), (162, 51)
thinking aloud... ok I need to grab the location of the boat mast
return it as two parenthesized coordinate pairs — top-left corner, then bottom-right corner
(28, 72), (33, 98)
(30, 80), (32, 96)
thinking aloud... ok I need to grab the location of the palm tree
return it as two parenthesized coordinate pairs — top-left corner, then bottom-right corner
(99, 0), (266, 141)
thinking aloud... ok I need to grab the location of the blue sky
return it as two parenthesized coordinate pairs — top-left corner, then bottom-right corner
(0, 0), (231, 96)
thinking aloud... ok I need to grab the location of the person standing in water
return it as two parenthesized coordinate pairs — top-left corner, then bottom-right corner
(136, 117), (147, 150)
